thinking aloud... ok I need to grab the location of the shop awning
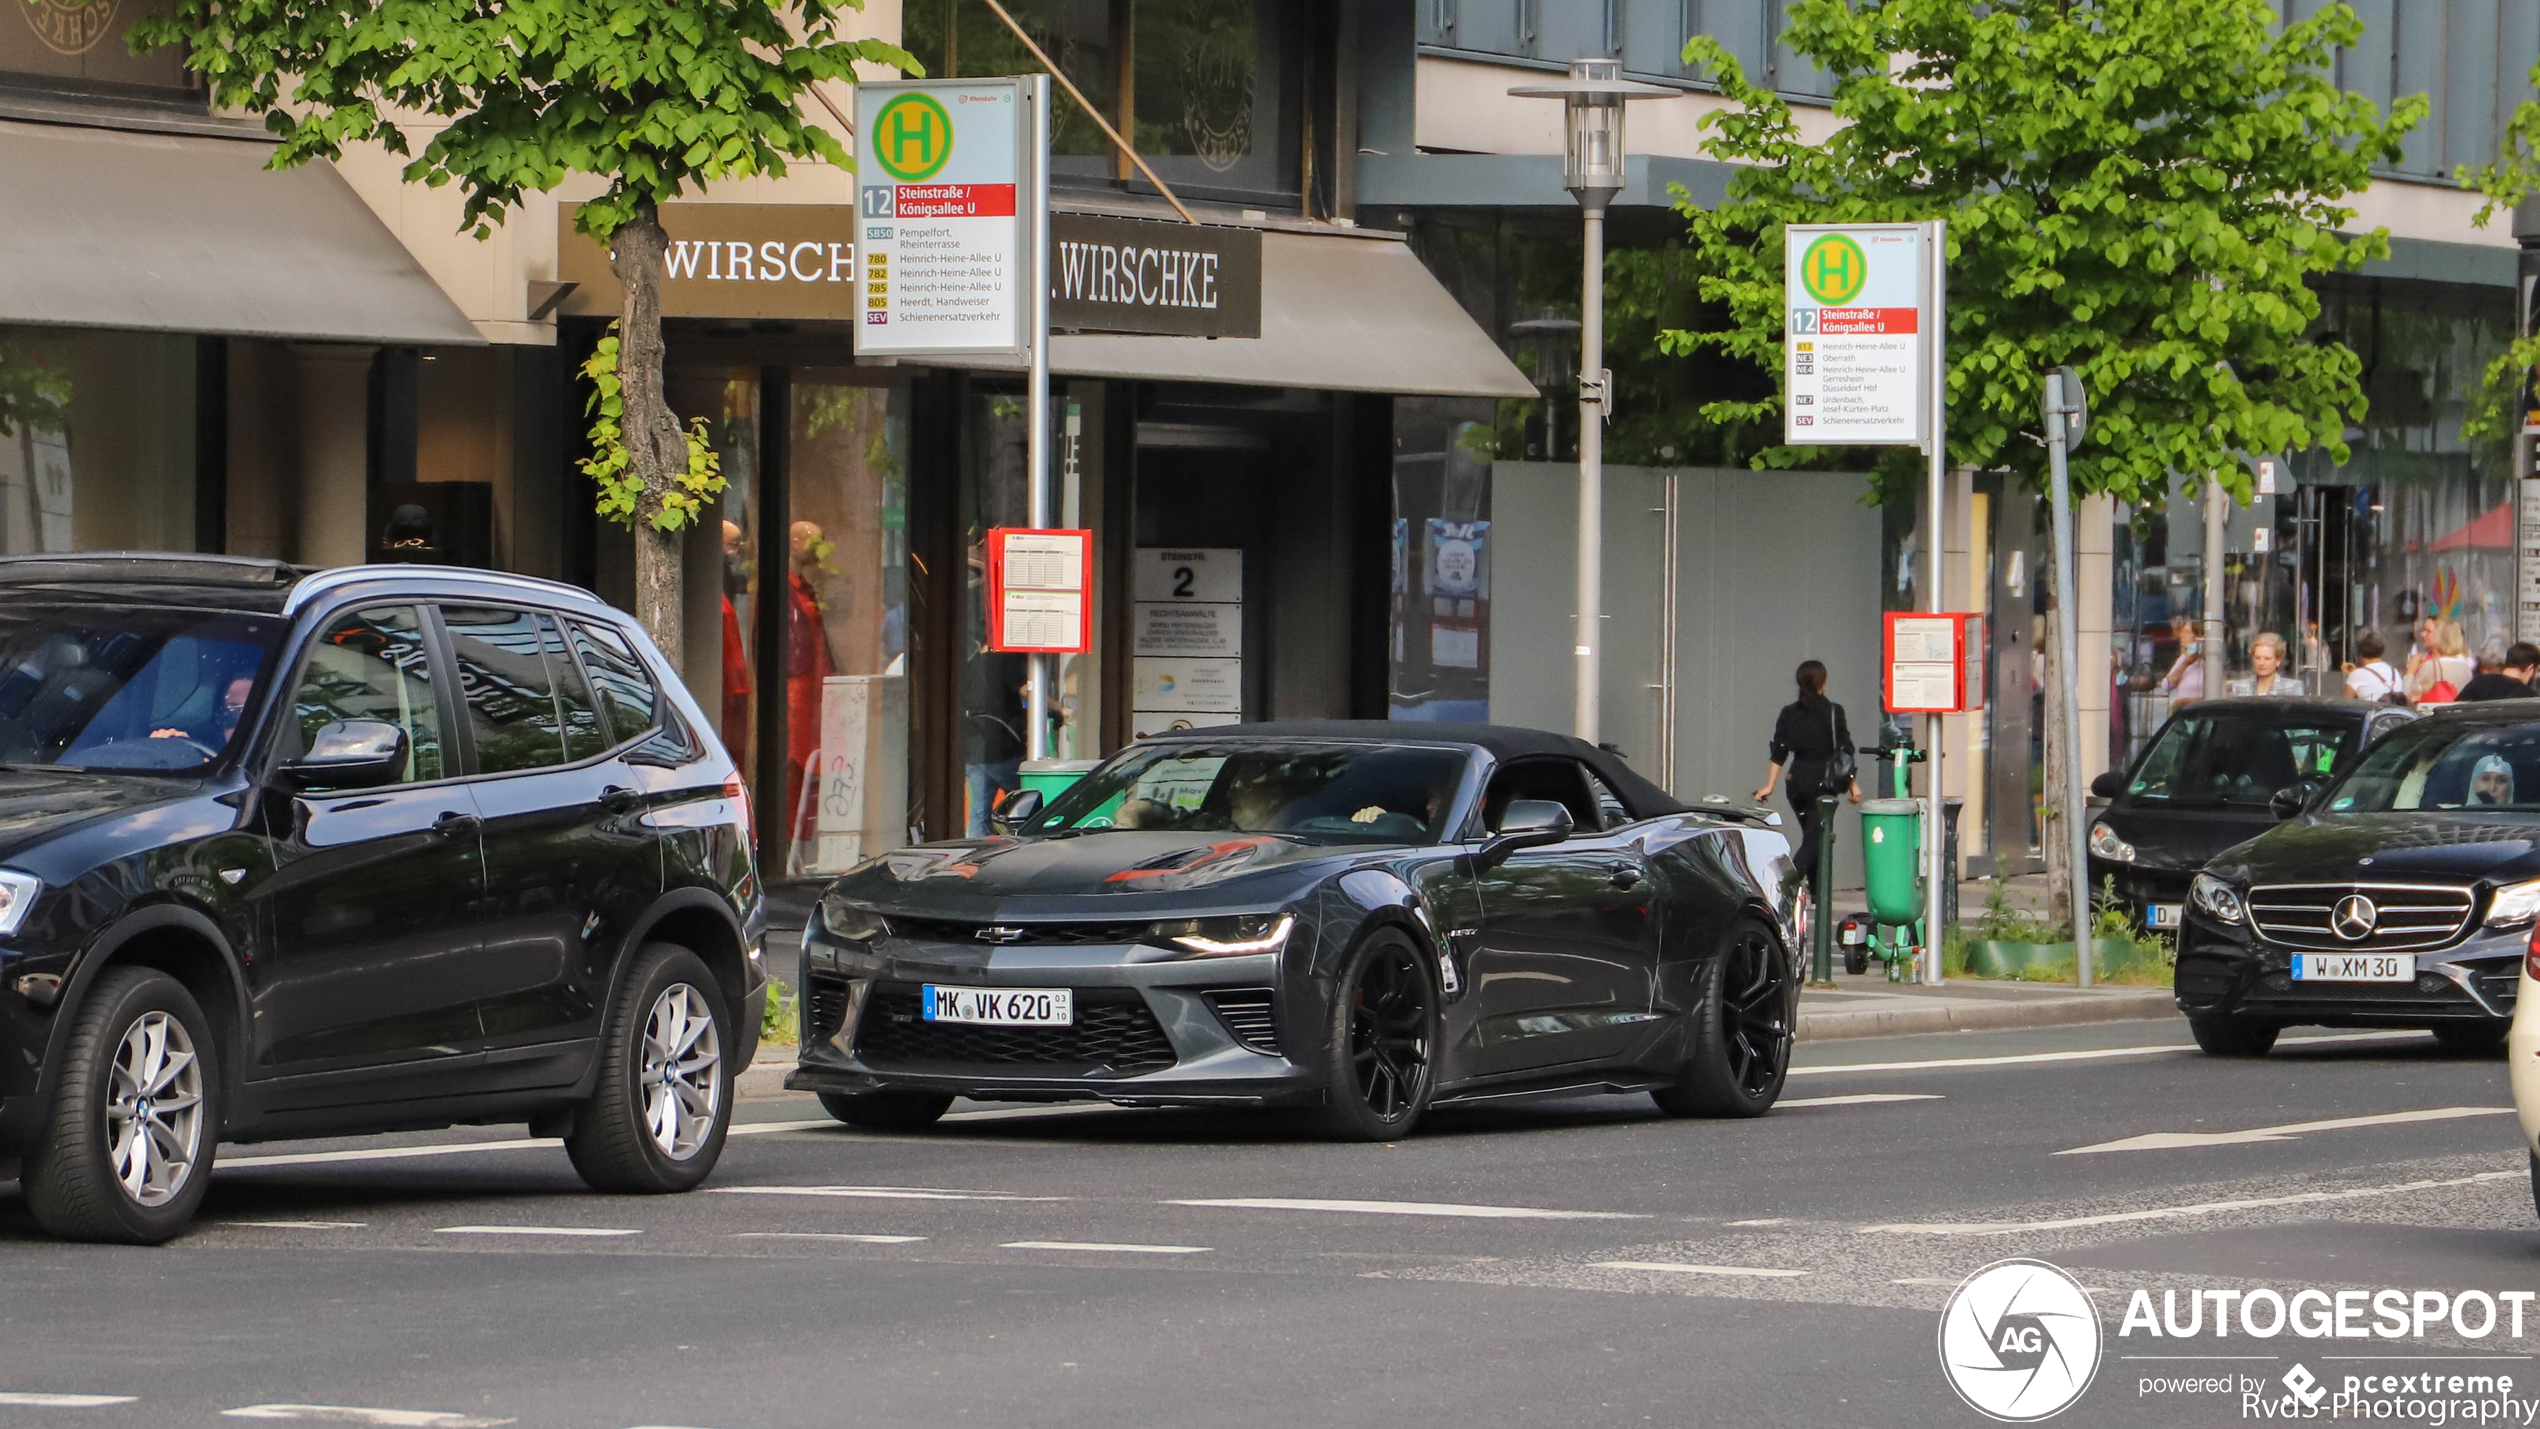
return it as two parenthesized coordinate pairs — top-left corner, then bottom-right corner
(0, 118), (481, 345)
(2430, 500), (2513, 552)
(1052, 229), (1535, 398)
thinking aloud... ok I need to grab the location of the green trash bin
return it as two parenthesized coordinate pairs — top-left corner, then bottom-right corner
(1859, 797), (1924, 927)
(1017, 758), (1119, 826)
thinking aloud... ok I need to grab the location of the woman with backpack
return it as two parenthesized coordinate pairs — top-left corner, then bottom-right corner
(2344, 628), (2404, 704)
(1755, 659), (1863, 884)
(2408, 619), (2474, 706)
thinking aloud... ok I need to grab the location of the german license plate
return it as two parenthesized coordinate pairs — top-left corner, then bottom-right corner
(2146, 903), (2183, 930)
(921, 985), (1073, 1025)
(2292, 953), (2412, 982)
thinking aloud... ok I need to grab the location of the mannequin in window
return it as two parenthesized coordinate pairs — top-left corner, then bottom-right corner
(785, 520), (836, 844)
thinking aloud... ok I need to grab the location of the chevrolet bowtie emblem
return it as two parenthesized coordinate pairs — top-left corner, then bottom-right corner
(977, 926), (1027, 943)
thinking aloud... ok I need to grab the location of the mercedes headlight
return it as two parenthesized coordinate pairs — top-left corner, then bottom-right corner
(2189, 872), (2245, 926)
(816, 897), (888, 943)
(1155, 913), (1294, 957)
(2486, 876), (2540, 928)
(0, 870), (36, 936)
(2087, 820), (2136, 864)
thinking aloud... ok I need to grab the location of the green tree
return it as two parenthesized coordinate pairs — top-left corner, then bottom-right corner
(132, 0), (914, 664)
(1665, 0), (2420, 509)
(2459, 61), (2540, 448)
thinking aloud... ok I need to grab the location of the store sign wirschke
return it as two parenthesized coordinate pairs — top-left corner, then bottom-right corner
(1784, 222), (1933, 446)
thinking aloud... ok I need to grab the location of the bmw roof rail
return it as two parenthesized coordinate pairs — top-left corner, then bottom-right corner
(282, 563), (607, 615)
(0, 551), (311, 586)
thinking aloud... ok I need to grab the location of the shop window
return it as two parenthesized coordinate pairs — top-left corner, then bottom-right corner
(0, 326), (197, 555)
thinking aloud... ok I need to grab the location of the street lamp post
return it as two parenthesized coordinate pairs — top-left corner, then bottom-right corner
(1511, 60), (1674, 744)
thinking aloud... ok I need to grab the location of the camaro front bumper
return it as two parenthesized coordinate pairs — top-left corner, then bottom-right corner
(2175, 919), (2521, 1026)
(785, 928), (1326, 1107)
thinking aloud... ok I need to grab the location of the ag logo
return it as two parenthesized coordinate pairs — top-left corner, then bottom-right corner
(1799, 233), (1868, 305)
(20, 0), (120, 55)
(1938, 1258), (2102, 1421)
(871, 92), (953, 182)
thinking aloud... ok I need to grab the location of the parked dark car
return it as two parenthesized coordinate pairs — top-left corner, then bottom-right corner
(0, 554), (763, 1242)
(792, 722), (1804, 1140)
(2088, 697), (2415, 932)
(2174, 701), (2540, 1056)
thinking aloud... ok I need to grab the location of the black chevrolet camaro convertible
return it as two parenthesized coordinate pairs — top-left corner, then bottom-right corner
(789, 722), (1805, 1139)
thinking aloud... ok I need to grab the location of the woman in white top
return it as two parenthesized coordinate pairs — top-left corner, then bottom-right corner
(2344, 628), (2402, 703)
(2407, 618), (2475, 705)
(2225, 631), (2304, 696)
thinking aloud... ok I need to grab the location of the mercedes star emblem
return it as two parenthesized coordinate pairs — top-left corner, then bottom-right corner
(2330, 894), (2379, 941)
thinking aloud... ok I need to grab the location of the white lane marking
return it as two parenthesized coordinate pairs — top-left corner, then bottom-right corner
(221, 1139), (556, 1169)
(708, 1184), (1068, 1203)
(1725, 1218), (1790, 1227)
(0, 1394), (139, 1407)
(431, 1225), (640, 1238)
(1000, 1240), (1210, 1254)
(1166, 1197), (1646, 1221)
(222, 1408), (515, 1427)
(1779, 1093), (1943, 1108)
(210, 1220), (367, 1230)
(729, 1119), (841, 1136)
(947, 1103), (1149, 1122)
(1791, 1029), (2424, 1078)
(1863, 1168), (2522, 1235)
(734, 1232), (927, 1245)
(2059, 1105), (2515, 1155)
(1592, 1261), (1808, 1278)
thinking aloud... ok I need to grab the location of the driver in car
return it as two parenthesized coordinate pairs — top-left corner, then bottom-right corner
(149, 672), (254, 749)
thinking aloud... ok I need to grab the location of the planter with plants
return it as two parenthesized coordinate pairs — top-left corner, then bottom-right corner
(1945, 880), (2177, 986)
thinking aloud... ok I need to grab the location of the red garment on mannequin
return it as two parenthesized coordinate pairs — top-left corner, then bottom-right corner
(783, 573), (833, 842)
(719, 594), (750, 765)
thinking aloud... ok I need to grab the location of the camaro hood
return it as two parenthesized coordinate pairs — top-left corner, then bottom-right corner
(2213, 813), (2540, 886)
(0, 767), (198, 864)
(828, 831), (1371, 915)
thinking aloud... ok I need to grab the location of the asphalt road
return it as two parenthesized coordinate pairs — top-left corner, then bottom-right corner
(2, 1016), (2531, 1429)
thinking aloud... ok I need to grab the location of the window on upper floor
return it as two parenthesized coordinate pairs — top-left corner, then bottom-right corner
(1416, 0), (1836, 103)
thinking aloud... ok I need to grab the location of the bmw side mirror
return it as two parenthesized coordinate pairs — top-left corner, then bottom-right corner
(992, 788), (1044, 834)
(278, 719), (408, 792)
(1477, 799), (1573, 869)
(2090, 770), (2123, 800)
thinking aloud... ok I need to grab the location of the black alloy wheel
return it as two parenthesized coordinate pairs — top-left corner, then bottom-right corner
(1654, 916), (1795, 1118)
(1313, 931), (1438, 1141)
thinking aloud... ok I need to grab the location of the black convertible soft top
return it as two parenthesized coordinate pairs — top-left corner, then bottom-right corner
(1144, 719), (1689, 820)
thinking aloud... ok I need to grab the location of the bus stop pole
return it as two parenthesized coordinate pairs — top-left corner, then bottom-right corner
(1922, 220), (1949, 985)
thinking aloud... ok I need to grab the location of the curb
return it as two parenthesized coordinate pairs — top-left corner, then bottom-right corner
(1797, 988), (2177, 1041)
(738, 1054), (801, 1103)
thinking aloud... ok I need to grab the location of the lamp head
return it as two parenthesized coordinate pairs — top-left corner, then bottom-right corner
(1507, 58), (1676, 202)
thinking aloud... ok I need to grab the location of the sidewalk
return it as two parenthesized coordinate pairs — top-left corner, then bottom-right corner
(1797, 967), (2174, 1042)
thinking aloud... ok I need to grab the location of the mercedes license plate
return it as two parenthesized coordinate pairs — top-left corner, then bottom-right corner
(921, 985), (1073, 1026)
(2146, 903), (2183, 930)
(2292, 953), (2412, 982)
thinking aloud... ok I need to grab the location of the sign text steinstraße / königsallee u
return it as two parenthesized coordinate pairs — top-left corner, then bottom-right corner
(1784, 223), (1930, 445)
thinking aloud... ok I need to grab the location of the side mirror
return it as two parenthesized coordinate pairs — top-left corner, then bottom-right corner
(2090, 770), (2124, 800)
(2267, 782), (2319, 821)
(279, 719), (408, 792)
(992, 787), (1045, 834)
(1477, 799), (1573, 869)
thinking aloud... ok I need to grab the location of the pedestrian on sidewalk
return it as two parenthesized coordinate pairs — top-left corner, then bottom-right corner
(1755, 659), (1862, 882)
(2458, 641), (2540, 701)
(2225, 632), (2304, 696)
(2408, 618), (2472, 706)
(2161, 613), (2206, 702)
(2344, 629), (2403, 704)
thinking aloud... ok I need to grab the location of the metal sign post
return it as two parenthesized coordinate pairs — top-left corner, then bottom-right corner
(1921, 221), (1947, 985)
(2043, 366), (2091, 983)
(1022, 74), (1053, 760)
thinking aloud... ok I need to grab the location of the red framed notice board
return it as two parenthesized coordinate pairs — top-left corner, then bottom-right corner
(987, 527), (1092, 653)
(1884, 611), (1986, 713)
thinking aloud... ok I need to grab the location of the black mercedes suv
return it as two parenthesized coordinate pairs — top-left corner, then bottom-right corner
(0, 554), (764, 1242)
(2176, 701), (2540, 1056)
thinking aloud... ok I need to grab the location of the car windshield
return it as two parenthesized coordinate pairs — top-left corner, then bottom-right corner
(0, 604), (284, 772)
(1029, 742), (1468, 843)
(2125, 710), (2353, 807)
(2326, 719), (2540, 812)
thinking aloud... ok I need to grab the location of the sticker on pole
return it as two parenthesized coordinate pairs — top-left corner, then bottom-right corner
(1785, 223), (1931, 446)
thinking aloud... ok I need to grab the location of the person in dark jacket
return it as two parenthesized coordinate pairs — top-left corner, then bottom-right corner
(2458, 641), (2540, 702)
(1754, 659), (1863, 882)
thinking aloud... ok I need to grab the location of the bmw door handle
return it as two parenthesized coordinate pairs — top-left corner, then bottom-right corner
(1608, 863), (1641, 889)
(600, 785), (639, 813)
(432, 810), (482, 838)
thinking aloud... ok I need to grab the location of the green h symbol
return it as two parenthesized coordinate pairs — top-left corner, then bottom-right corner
(887, 106), (937, 170)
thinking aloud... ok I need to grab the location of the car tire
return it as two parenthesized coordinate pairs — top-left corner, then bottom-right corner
(1309, 928), (1439, 1142)
(2188, 1014), (2280, 1057)
(23, 967), (220, 1244)
(817, 1091), (954, 1129)
(1654, 916), (1796, 1119)
(2433, 1021), (2509, 1053)
(566, 944), (733, 1195)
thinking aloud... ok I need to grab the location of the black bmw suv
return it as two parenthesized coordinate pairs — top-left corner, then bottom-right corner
(2176, 701), (2540, 1056)
(0, 554), (764, 1242)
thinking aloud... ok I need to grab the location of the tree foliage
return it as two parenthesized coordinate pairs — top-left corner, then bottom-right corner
(2459, 59), (2540, 446)
(579, 327), (722, 531)
(1663, 0), (2424, 506)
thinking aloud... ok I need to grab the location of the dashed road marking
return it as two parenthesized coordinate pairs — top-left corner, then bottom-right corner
(2059, 1105), (2513, 1155)
(1724, 1218), (1790, 1227)
(1863, 1168), (2523, 1235)
(707, 1184), (1067, 1203)
(734, 1232), (926, 1245)
(1779, 1093), (1942, 1108)
(1166, 1197), (1646, 1221)
(1000, 1240), (1210, 1254)
(431, 1225), (640, 1238)
(1592, 1261), (1808, 1278)
(221, 1139), (555, 1170)
(1791, 1029), (2424, 1078)
(210, 1220), (367, 1230)
(222, 1408), (515, 1427)
(0, 1394), (139, 1408)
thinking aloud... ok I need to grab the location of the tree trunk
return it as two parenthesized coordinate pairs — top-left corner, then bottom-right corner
(610, 203), (688, 670)
(2041, 584), (2074, 929)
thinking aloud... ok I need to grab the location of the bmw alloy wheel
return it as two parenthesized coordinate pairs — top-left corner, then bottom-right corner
(106, 1010), (205, 1208)
(641, 984), (723, 1161)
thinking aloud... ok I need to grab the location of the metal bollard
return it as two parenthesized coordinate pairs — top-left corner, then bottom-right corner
(1810, 793), (1838, 986)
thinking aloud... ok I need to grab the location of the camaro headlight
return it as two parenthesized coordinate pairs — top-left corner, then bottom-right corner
(816, 897), (887, 943)
(1155, 913), (1294, 957)
(0, 870), (38, 936)
(2189, 872), (2245, 925)
(2486, 876), (2540, 928)
(2087, 820), (2136, 864)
